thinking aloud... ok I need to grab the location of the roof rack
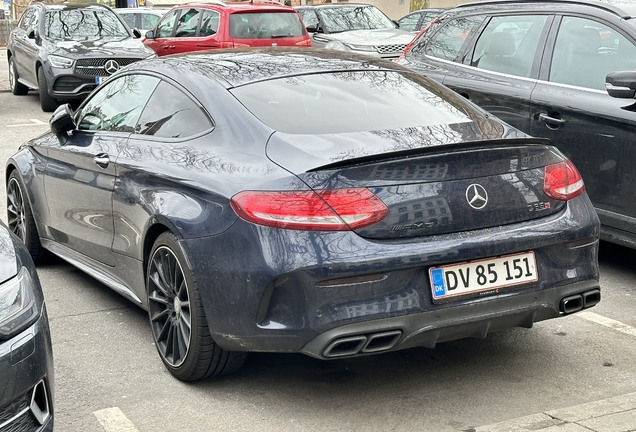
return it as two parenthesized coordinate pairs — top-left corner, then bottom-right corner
(455, 0), (633, 19)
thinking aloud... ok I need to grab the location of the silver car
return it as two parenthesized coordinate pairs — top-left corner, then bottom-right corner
(115, 7), (167, 34)
(296, 4), (414, 59)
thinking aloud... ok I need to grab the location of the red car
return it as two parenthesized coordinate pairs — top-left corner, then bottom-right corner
(144, 1), (311, 55)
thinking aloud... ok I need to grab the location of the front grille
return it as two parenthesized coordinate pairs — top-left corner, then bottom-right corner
(74, 57), (142, 76)
(377, 43), (408, 54)
(0, 389), (38, 432)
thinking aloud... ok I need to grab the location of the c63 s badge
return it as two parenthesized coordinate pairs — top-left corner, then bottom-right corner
(528, 202), (551, 212)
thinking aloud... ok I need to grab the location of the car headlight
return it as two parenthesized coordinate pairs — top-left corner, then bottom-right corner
(48, 55), (74, 69)
(345, 44), (377, 52)
(0, 267), (41, 339)
(325, 41), (350, 51)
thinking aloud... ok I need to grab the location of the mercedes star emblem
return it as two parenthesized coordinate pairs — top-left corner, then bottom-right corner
(466, 183), (488, 210)
(104, 59), (121, 75)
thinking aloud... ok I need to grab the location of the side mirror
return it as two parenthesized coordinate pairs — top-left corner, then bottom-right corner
(145, 30), (155, 39)
(27, 29), (36, 39)
(132, 28), (142, 39)
(50, 104), (76, 136)
(305, 25), (321, 33)
(606, 71), (636, 99)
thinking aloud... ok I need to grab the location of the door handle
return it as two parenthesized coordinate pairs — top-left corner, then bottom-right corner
(539, 113), (566, 128)
(93, 153), (110, 169)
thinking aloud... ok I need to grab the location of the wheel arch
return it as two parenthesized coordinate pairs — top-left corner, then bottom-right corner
(142, 222), (173, 285)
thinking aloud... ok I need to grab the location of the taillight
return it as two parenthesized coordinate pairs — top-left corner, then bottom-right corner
(543, 159), (585, 201)
(230, 188), (389, 231)
(296, 39), (312, 47)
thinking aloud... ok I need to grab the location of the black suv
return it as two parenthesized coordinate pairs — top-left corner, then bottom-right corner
(7, 3), (156, 112)
(398, 0), (636, 249)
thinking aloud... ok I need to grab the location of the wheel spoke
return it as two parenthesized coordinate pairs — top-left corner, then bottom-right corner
(175, 321), (188, 362)
(149, 271), (170, 298)
(149, 308), (171, 323)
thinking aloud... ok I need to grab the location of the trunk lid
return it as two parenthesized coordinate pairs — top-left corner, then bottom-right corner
(267, 133), (568, 239)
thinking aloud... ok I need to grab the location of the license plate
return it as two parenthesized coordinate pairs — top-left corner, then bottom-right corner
(95, 76), (105, 85)
(429, 251), (538, 303)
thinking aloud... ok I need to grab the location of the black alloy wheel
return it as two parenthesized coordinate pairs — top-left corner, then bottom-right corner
(147, 232), (246, 381)
(6, 172), (48, 264)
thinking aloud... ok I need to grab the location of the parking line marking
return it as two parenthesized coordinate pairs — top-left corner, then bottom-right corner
(94, 407), (139, 432)
(7, 119), (48, 128)
(576, 311), (636, 338)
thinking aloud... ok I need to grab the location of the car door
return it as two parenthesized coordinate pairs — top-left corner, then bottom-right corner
(43, 74), (161, 266)
(168, 7), (204, 54)
(530, 14), (636, 233)
(112, 78), (214, 275)
(144, 9), (179, 55)
(442, 13), (552, 133)
(399, 14), (485, 84)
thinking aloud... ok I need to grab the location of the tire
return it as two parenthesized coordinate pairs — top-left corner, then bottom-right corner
(147, 232), (247, 381)
(6, 171), (49, 264)
(37, 66), (58, 112)
(8, 57), (29, 96)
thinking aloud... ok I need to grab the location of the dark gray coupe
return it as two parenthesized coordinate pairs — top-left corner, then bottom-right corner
(6, 48), (601, 381)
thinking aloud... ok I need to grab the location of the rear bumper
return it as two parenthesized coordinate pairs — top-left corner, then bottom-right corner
(184, 194), (599, 356)
(300, 279), (600, 359)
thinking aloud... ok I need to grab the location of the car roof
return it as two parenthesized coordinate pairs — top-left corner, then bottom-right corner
(177, 1), (295, 11)
(131, 48), (408, 88)
(296, 3), (378, 8)
(37, 3), (113, 11)
(456, 0), (636, 19)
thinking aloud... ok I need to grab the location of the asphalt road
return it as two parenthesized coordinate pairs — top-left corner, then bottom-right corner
(0, 64), (635, 431)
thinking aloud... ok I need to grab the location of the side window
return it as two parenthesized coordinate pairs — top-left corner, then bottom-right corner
(425, 16), (485, 62)
(299, 9), (319, 29)
(471, 15), (547, 78)
(199, 10), (220, 37)
(135, 82), (213, 138)
(398, 12), (421, 32)
(549, 16), (636, 91)
(156, 10), (178, 38)
(19, 9), (34, 31)
(141, 13), (160, 30)
(77, 75), (161, 132)
(120, 14), (137, 30)
(174, 8), (201, 37)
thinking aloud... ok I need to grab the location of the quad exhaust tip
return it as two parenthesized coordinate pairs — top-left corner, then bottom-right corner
(323, 330), (402, 358)
(560, 289), (601, 315)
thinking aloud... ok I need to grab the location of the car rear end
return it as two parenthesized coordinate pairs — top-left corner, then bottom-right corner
(226, 3), (311, 48)
(188, 61), (600, 359)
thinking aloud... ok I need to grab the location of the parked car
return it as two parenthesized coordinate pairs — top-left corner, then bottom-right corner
(397, 8), (444, 33)
(143, 2), (310, 56)
(116, 7), (168, 34)
(397, 0), (636, 249)
(7, 48), (600, 381)
(296, 4), (414, 59)
(6, 3), (156, 112)
(0, 217), (53, 431)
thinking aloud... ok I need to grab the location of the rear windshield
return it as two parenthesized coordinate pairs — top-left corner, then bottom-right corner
(229, 12), (306, 39)
(230, 70), (472, 134)
(45, 9), (129, 40)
